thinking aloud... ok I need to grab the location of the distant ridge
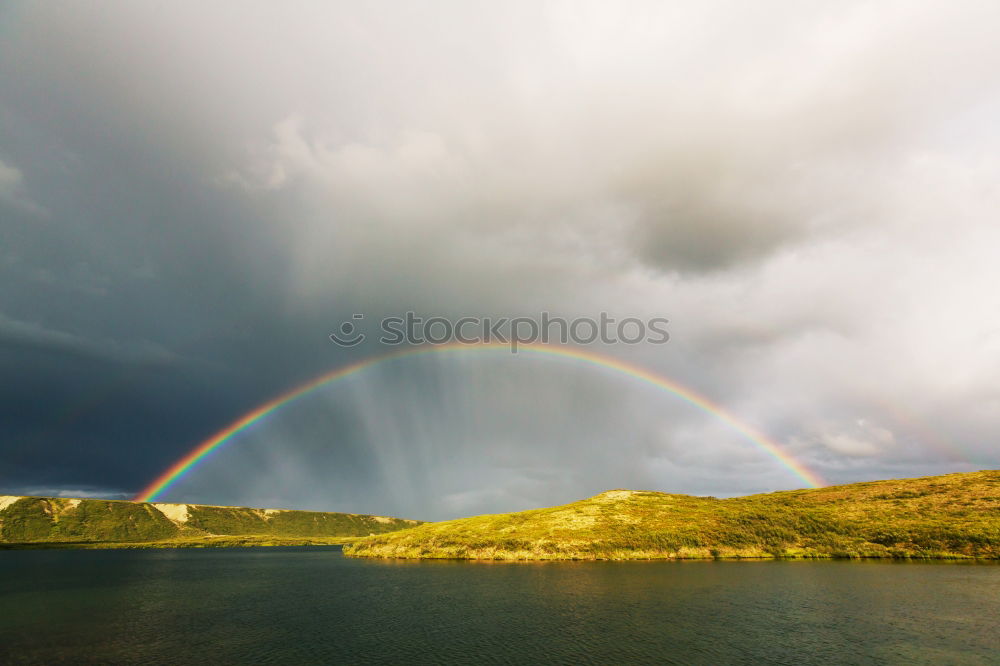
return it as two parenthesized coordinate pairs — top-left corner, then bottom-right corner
(346, 470), (1000, 560)
(0, 496), (422, 549)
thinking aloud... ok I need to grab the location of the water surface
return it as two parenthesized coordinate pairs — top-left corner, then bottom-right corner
(1, 547), (998, 664)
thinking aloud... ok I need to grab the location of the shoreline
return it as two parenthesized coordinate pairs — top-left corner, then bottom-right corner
(0, 536), (363, 550)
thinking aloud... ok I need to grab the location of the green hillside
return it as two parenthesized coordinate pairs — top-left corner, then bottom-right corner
(0, 495), (421, 549)
(345, 470), (1000, 560)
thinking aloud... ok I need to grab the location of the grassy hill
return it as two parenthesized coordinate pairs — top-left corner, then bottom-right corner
(345, 470), (1000, 560)
(0, 495), (421, 549)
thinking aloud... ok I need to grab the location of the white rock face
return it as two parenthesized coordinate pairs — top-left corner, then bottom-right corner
(0, 496), (20, 512)
(152, 503), (190, 524)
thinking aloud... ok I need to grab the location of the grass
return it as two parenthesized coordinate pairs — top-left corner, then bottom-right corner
(345, 470), (1000, 561)
(0, 496), (420, 549)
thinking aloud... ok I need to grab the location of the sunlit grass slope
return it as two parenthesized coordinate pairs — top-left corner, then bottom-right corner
(0, 496), (421, 549)
(345, 470), (1000, 560)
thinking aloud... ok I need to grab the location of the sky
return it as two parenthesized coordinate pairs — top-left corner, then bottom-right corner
(2, 1), (999, 520)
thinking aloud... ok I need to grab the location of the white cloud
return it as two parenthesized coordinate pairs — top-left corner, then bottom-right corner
(5, 486), (131, 500)
(0, 312), (179, 365)
(806, 420), (897, 458)
(0, 157), (46, 217)
(183, 0), (1000, 490)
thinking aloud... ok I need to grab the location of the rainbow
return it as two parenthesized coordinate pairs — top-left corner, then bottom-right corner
(134, 343), (824, 502)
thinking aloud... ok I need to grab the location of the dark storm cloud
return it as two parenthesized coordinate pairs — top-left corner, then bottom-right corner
(0, 4), (371, 498)
(2, 1), (999, 516)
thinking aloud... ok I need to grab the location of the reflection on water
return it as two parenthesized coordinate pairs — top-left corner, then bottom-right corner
(1, 547), (998, 664)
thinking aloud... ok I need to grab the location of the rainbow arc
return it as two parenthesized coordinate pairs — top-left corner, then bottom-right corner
(134, 343), (824, 502)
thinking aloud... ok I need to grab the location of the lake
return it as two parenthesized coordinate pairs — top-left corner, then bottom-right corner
(1, 547), (998, 664)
